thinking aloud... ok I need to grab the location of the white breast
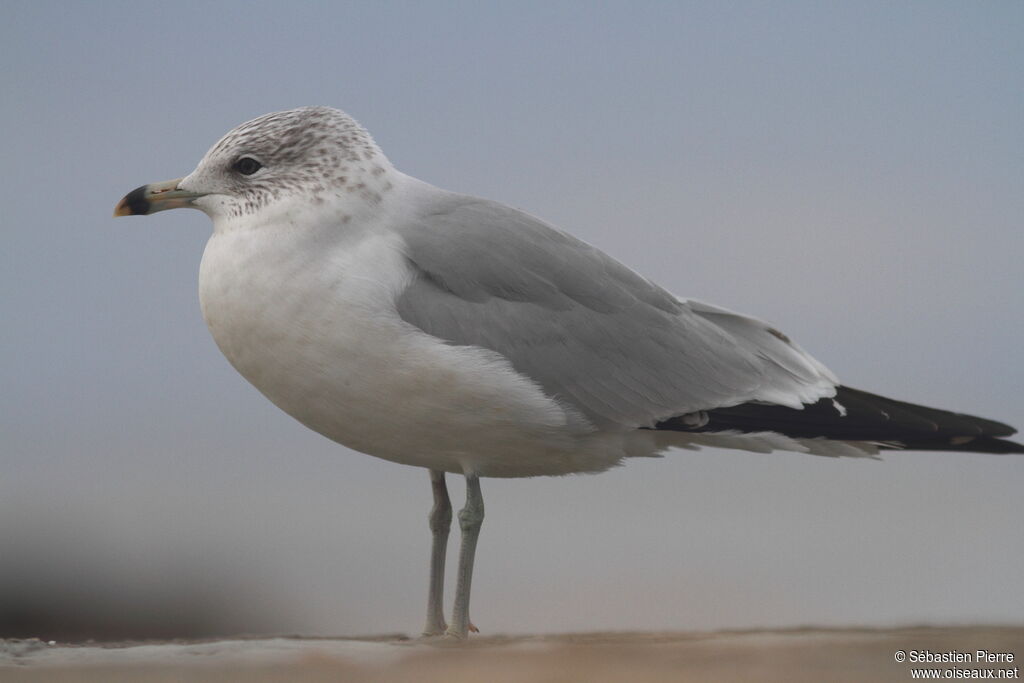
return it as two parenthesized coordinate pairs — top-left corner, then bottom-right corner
(197, 216), (605, 477)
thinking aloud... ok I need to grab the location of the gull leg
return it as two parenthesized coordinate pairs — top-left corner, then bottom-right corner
(445, 473), (484, 639)
(422, 469), (452, 637)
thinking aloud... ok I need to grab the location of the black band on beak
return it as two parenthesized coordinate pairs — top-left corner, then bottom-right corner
(118, 185), (152, 216)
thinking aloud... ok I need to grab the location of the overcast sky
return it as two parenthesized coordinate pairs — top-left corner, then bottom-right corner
(2, 1), (1022, 637)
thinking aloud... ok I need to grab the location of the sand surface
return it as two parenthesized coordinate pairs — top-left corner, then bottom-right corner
(1, 626), (1021, 682)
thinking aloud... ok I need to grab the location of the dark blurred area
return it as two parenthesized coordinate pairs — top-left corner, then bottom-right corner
(0, 523), (283, 642)
(2, 583), (234, 642)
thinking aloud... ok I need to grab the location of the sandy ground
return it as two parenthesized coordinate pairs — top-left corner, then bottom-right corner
(1, 626), (1021, 682)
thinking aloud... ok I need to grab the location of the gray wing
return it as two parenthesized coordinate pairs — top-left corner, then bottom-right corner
(395, 193), (837, 428)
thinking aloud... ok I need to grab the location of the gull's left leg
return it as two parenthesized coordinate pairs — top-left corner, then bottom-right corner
(445, 473), (483, 639)
(422, 469), (452, 637)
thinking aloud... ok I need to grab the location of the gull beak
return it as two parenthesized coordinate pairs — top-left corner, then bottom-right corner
(113, 178), (205, 217)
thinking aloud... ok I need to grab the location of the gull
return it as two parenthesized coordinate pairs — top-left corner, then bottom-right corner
(115, 106), (1022, 639)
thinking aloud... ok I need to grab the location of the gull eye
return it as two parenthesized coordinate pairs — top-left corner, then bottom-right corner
(233, 157), (262, 176)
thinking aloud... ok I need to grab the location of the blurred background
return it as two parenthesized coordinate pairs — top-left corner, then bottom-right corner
(2, 1), (1022, 641)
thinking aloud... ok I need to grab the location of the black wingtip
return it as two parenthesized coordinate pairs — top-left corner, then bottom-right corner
(656, 385), (1022, 456)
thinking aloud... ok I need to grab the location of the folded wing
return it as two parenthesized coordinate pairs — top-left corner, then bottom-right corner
(395, 193), (837, 428)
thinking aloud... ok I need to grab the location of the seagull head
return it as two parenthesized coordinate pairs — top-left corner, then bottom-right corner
(114, 106), (394, 225)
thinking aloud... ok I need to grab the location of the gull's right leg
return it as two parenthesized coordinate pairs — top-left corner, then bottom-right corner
(422, 469), (452, 637)
(445, 473), (484, 640)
